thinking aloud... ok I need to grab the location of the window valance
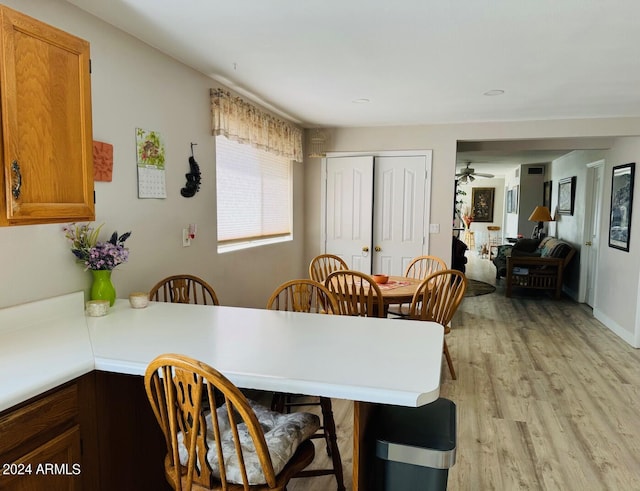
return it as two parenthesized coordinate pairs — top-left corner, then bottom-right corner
(210, 88), (303, 162)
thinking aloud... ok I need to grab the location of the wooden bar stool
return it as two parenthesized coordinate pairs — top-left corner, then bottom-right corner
(266, 280), (346, 491)
(464, 229), (475, 251)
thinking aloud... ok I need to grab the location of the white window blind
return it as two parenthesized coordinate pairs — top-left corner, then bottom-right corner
(216, 135), (292, 245)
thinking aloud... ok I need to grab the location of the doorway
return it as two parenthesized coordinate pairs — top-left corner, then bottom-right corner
(580, 160), (605, 306)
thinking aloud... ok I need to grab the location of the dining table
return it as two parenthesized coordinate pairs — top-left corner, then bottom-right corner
(374, 275), (422, 309)
(327, 274), (423, 317)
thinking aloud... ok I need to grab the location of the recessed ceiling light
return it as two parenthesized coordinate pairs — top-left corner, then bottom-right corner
(352, 98), (370, 104)
(483, 89), (505, 96)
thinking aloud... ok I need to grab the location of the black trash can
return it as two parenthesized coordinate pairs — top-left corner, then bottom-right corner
(374, 398), (456, 490)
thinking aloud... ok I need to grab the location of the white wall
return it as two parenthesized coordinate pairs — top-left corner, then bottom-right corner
(0, 0), (306, 309)
(595, 138), (640, 345)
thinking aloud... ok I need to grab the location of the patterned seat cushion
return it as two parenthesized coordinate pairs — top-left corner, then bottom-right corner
(177, 400), (320, 485)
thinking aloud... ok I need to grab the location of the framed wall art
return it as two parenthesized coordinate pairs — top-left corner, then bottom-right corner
(557, 176), (576, 215)
(506, 189), (513, 213)
(543, 180), (552, 210)
(471, 187), (495, 222)
(609, 162), (635, 252)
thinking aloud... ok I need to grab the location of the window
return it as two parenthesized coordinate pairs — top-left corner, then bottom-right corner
(216, 135), (292, 251)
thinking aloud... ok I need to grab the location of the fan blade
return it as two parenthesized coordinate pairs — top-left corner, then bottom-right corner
(474, 173), (494, 178)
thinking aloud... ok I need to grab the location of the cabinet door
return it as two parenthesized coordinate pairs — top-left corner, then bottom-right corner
(0, 426), (82, 491)
(0, 6), (94, 225)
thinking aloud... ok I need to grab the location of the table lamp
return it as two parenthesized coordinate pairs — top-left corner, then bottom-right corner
(529, 206), (553, 240)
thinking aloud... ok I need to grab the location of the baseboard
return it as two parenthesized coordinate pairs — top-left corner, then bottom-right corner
(593, 308), (638, 348)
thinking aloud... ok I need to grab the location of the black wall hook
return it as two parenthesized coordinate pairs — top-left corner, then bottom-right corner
(181, 142), (201, 198)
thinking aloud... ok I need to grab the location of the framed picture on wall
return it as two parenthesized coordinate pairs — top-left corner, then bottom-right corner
(506, 189), (513, 213)
(558, 176), (576, 215)
(609, 163), (635, 252)
(543, 180), (552, 210)
(472, 187), (495, 222)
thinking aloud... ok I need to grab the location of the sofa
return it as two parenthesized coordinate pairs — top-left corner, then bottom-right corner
(492, 236), (576, 299)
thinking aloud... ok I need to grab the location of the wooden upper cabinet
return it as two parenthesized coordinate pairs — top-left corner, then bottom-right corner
(0, 5), (94, 226)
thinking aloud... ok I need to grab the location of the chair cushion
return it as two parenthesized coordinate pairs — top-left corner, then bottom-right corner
(177, 400), (320, 485)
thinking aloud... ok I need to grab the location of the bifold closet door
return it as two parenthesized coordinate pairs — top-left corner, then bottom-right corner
(325, 155), (374, 273)
(325, 154), (428, 276)
(372, 155), (427, 276)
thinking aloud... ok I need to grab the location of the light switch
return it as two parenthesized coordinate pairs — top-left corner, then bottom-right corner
(429, 223), (440, 234)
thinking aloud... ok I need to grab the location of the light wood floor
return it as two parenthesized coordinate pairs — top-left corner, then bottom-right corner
(287, 252), (640, 490)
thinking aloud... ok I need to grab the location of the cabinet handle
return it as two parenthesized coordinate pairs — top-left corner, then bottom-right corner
(11, 161), (21, 199)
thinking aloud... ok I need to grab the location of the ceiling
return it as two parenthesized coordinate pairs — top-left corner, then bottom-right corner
(65, 0), (637, 176)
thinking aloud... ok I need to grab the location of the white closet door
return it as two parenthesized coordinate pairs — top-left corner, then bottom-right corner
(325, 156), (374, 273)
(372, 155), (427, 276)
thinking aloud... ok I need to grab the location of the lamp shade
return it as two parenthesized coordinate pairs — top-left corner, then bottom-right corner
(528, 206), (553, 222)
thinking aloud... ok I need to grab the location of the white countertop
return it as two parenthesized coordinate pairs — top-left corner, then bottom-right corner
(1, 292), (444, 413)
(0, 292), (95, 412)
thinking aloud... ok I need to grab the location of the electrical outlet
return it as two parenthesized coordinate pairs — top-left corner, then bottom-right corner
(182, 228), (191, 247)
(429, 223), (440, 233)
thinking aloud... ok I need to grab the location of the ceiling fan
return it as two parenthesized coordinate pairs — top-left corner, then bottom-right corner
(456, 162), (494, 183)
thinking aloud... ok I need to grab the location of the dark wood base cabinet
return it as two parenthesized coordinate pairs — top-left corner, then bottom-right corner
(0, 371), (170, 491)
(93, 371), (171, 491)
(0, 374), (99, 491)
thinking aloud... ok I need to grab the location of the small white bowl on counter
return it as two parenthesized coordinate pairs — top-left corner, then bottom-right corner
(86, 300), (110, 317)
(129, 292), (149, 309)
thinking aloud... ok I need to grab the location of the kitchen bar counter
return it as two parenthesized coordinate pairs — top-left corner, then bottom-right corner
(1, 292), (443, 411)
(1, 291), (445, 490)
(87, 298), (443, 407)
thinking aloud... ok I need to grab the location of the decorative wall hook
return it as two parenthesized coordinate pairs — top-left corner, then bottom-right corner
(181, 142), (201, 198)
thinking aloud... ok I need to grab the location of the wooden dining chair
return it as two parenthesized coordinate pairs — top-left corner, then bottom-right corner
(266, 279), (339, 314)
(408, 269), (467, 379)
(144, 353), (319, 490)
(266, 280), (345, 491)
(388, 255), (447, 317)
(309, 254), (348, 283)
(325, 270), (385, 318)
(149, 274), (219, 305)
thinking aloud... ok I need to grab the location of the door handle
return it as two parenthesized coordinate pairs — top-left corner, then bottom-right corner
(585, 241), (592, 246)
(362, 246), (369, 252)
(11, 161), (21, 199)
(374, 246), (381, 252)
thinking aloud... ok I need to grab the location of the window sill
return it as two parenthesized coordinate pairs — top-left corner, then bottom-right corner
(217, 235), (292, 254)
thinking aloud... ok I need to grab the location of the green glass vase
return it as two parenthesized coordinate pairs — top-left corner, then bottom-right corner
(90, 270), (116, 306)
